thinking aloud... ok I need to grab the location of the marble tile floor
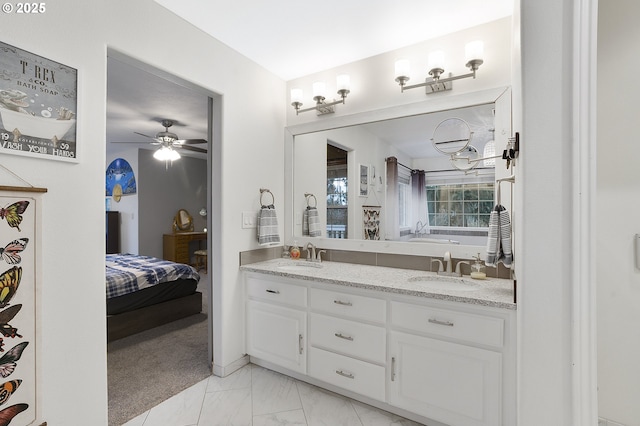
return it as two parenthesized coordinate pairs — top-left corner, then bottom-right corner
(122, 363), (424, 426)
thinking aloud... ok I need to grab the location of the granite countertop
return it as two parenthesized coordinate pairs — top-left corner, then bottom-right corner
(241, 259), (516, 310)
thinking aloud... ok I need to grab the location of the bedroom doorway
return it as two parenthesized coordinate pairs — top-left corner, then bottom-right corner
(105, 50), (219, 425)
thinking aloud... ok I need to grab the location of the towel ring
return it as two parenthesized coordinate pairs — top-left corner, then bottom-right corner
(260, 188), (275, 206)
(305, 193), (317, 208)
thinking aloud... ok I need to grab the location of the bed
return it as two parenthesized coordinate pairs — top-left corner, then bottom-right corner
(106, 253), (203, 342)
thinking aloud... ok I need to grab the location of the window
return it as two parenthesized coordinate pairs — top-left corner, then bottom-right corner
(326, 143), (348, 239)
(426, 183), (494, 228)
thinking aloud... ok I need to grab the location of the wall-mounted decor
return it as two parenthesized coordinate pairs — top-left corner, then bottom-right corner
(106, 158), (136, 203)
(363, 205), (381, 240)
(0, 184), (46, 426)
(359, 164), (369, 197)
(0, 41), (78, 162)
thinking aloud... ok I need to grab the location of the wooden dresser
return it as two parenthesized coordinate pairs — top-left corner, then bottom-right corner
(162, 232), (207, 264)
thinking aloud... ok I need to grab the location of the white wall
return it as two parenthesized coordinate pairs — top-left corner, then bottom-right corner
(597, 1), (640, 424)
(1, 0), (285, 424)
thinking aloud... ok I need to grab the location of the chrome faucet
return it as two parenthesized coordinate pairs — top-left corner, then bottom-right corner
(437, 251), (462, 277)
(305, 243), (316, 261)
(415, 220), (427, 236)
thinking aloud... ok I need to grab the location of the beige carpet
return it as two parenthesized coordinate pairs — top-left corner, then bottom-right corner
(107, 293), (210, 426)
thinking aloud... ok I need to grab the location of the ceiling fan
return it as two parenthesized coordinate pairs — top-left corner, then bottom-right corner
(139, 118), (207, 152)
(114, 119), (207, 160)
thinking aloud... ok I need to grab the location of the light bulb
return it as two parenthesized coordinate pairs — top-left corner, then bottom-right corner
(394, 59), (410, 79)
(465, 40), (484, 63)
(290, 88), (303, 104)
(312, 81), (326, 98)
(336, 74), (350, 92)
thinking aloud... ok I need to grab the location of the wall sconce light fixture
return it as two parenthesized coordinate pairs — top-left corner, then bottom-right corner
(395, 41), (484, 94)
(291, 74), (351, 115)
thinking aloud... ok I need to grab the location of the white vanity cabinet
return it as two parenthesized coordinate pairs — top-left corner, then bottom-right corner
(307, 287), (387, 401)
(388, 300), (513, 426)
(243, 268), (516, 426)
(246, 274), (307, 374)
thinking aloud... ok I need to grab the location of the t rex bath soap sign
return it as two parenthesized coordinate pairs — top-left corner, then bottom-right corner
(0, 41), (78, 162)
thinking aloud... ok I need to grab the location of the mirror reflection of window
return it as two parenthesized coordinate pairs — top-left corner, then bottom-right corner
(327, 144), (348, 239)
(426, 183), (494, 229)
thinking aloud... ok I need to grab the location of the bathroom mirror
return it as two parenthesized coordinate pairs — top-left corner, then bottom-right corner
(284, 87), (513, 258)
(173, 209), (194, 232)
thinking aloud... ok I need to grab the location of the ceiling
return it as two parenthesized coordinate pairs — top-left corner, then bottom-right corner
(106, 1), (512, 159)
(154, 0), (512, 81)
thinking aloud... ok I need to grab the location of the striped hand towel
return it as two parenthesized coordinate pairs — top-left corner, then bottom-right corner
(307, 207), (321, 237)
(303, 209), (309, 235)
(257, 205), (280, 245)
(486, 204), (513, 268)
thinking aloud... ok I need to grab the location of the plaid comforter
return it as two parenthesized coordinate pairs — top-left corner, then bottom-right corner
(106, 254), (200, 299)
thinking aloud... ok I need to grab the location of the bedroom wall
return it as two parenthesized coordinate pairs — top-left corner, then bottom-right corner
(138, 149), (207, 259)
(0, 0), (285, 424)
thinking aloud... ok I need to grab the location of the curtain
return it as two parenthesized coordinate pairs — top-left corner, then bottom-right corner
(411, 170), (428, 234)
(385, 157), (399, 240)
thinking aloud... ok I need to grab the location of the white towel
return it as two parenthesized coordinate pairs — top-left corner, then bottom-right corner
(307, 207), (321, 237)
(486, 205), (513, 268)
(257, 205), (280, 245)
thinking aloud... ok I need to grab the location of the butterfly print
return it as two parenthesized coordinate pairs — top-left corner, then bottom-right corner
(0, 268), (20, 309)
(0, 342), (28, 378)
(0, 305), (21, 352)
(0, 201), (29, 232)
(0, 403), (27, 425)
(0, 380), (20, 406)
(0, 239), (28, 265)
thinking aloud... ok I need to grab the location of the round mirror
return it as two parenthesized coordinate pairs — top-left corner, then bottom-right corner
(173, 209), (194, 232)
(450, 145), (480, 171)
(431, 117), (473, 155)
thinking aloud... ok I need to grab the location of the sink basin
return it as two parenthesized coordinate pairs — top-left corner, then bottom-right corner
(408, 275), (479, 291)
(277, 263), (324, 272)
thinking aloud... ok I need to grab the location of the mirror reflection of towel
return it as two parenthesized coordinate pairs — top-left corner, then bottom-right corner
(486, 205), (512, 268)
(257, 205), (280, 245)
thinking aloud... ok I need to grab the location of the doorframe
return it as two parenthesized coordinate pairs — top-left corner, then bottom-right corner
(105, 48), (220, 368)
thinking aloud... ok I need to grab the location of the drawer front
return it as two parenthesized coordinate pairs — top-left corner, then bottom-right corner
(308, 347), (385, 402)
(247, 276), (307, 308)
(391, 301), (504, 348)
(309, 287), (386, 324)
(309, 313), (386, 364)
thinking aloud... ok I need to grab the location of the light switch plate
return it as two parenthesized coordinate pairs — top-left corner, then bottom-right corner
(242, 211), (258, 229)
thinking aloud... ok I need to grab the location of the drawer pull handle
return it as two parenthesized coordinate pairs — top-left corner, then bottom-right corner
(391, 357), (396, 382)
(266, 289), (280, 294)
(299, 334), (303, 354)
(428, 318), (454, 327)
(333, 300), (353, 306)
(334, 332), (354, 341)
(335, 370), (354, 379)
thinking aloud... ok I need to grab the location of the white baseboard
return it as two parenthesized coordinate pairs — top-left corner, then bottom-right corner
(212, 354), (250, 377)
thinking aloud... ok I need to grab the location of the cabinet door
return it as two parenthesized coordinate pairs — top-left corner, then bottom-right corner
(389, 331), (501, 426)
(247, 300), (307, 374)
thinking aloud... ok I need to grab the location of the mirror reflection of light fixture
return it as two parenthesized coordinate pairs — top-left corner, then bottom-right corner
(395, 41), (484, 94)
(291, 74), (351, 115)
(153, 146), (181, 161)
(199, 208), (207, 217)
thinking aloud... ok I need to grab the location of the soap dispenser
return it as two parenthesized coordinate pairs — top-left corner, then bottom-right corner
(289, 241), (301, 259)
(470, 253), (486, 280)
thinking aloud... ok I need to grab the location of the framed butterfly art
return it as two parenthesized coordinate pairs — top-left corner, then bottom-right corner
(0, 188), (43, 426)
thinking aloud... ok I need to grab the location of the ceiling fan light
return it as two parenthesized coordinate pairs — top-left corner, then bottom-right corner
(153, 146), (180, 161)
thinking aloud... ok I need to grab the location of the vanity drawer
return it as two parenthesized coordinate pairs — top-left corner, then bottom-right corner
(308, 347), (385, 402)
(309, 287), (386, 324)
(247, 276), (307, 308)
(309, 313), (386, 364)
(390, 301), (504, 348)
